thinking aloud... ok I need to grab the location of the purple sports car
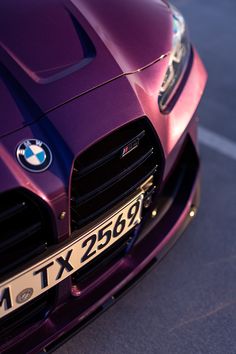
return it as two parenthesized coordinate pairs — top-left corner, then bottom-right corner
(0, 0), (207, 352)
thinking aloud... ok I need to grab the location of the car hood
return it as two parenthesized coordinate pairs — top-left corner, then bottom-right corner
(0, 0), (172, 137)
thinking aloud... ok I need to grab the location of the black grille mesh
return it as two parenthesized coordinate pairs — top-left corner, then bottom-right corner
(71, 117), (165, 231)
(0, 188), (55, 341)
(0, 188), (54, 277)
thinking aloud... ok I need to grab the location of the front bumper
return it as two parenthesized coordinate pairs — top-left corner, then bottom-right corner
(0, 47), (207, 353)
(1, 128), (200, 354)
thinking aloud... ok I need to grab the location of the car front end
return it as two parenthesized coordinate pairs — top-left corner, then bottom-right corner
(0, 1), (207, 353)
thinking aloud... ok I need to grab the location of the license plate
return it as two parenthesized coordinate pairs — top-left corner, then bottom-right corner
(0, 192), (144, 318)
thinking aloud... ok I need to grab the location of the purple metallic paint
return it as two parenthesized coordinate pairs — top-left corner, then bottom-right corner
(0, 0), (172, 137)
(0, 0), (207, 352)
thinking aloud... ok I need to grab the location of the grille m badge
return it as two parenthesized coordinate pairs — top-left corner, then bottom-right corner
(121, 138), (139, 158)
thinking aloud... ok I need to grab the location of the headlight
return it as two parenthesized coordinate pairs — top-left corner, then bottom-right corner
(158, 4), (191, 112)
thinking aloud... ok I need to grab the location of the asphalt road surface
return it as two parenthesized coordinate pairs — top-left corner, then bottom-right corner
(56, 1), (236, 353)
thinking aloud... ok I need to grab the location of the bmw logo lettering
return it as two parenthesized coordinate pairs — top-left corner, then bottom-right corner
(16, 139), (52, 172)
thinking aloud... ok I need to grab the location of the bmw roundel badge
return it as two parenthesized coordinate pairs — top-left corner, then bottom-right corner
(16, 139), (52, 172)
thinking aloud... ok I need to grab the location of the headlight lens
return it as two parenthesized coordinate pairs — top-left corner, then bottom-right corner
(158, 4), (191, 112)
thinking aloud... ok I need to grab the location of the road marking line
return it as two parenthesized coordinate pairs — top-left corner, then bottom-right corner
(199, 126), (236, 161)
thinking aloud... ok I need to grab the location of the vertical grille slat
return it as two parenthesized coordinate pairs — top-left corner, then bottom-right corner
(76, 129), (146, 178)
(0, 222), (42, 250)
(75, 149), (156, 205)
(72, 164), (159, 228)
(0, 241), (47, 275)
(0, 202), (28, 223)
